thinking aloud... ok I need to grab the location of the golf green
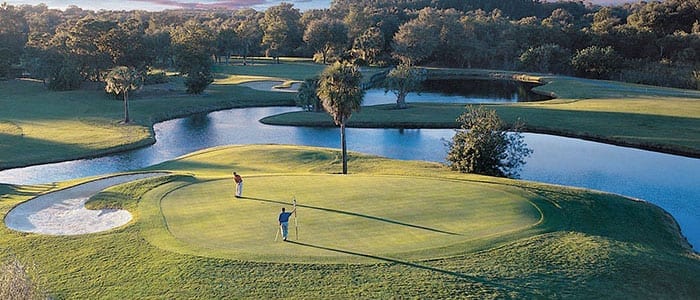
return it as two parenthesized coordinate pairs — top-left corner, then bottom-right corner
(152, 174), (541, 263)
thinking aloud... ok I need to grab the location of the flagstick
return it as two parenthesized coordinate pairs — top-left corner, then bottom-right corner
(293, 196), (298, 240)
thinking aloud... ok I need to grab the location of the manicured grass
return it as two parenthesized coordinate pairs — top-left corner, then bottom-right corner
(0, 64), (303, 169)
(1, 145), (698, 298)
(262, 68), (700, 157)
(213, 62), (326, 81)
(0, 61), (388, 170)
(152, 175), (540, 263)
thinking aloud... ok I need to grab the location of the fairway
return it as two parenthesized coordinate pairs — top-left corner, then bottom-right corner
(156, 175), (540, 262)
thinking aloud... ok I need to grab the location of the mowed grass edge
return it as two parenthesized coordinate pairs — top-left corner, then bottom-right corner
(261, 67), (700, 157)
(1, 145), (699, 298)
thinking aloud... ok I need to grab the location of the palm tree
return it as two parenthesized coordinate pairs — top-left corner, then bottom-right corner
(105, 66), (143, 123)
(317, 62), (364, 174)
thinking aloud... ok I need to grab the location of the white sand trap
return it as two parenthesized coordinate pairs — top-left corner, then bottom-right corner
(5, 173), (166, 235)
(240, 80), (300, 92)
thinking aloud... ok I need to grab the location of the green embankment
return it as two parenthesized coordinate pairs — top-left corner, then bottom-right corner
(0, 62), (329, 170)
(2, 63), (698, 171)
(1, 145), (697, 298)
(261, 68), (700, 157)
(1, 62), (699, 297)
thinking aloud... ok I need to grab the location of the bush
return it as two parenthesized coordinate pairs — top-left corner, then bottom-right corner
(47, 62), (82, 91)
(571, 46), (623, 79)
(620, 60), (695, 89)
(519, 44), (572, 74)
(295, 77), (322, 112)
(184, 68), (213, 94)
(446, 106), (532, 178)
(0, 254), (43, 300)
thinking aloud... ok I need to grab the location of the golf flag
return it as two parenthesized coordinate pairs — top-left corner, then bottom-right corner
(293, 196), (298, 240)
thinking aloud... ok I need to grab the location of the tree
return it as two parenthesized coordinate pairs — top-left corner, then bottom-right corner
(235, 15), (262, 65)
(261, 3), (302, 63)
(571, 45), (623, 79)
(392, 8), (440, 65)
(519, 43), (571, 74)
(215, 28), (237, 64)
(97, 19), (150, 70)
(104, 66), (143, 123)
(144, 29), (171, 68)
(0, 3), (28, 79)
(172, 20), (215, 94)
(446, 105), (532, 178)
(383, 63), (427, 109)
(591, 7), (621, 34)
(64, 17), (117, 81)
(317, 62), (365, 174)
(303, 18), (348, 64)
(47, 59), (82, 91)
(352, 26), (385, 65)
(296, 77), (322, 112)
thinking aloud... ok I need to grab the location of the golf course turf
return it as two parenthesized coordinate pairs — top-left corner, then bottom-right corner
(1, 144), (699, 298)
(149, 174), (541, 263)
(1, 61), (700, 298)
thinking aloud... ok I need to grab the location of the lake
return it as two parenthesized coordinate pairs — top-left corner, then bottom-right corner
(0, 80), (697, 249)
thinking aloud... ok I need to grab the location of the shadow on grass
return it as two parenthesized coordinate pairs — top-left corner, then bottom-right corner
(244, 196), (459, 236)
(0, 183), (56, 199)
(287, 240), (517, 290)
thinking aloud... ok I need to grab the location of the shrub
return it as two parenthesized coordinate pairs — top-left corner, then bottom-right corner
(47, 61), (82, 91)
(296, 77), (322, 112)
(0, 254), (44, 300)
(519, 44), (571, 74)
(571, 46), (623, 79)
(620, 60), (695, 89)
(446, 106), (532, 178)
(184, 67), (213, 94)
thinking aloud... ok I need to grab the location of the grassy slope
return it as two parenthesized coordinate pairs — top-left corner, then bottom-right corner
(2, 145), (697, 298)
(262, 69), (700, 157)
(0, 62), (329, 170)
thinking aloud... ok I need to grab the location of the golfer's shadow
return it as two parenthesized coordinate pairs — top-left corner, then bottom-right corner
(244, 196), (460, 236)
(287, 240), (516, 290)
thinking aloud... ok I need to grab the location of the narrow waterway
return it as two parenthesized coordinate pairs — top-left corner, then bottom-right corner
(1, 105), (698, 248)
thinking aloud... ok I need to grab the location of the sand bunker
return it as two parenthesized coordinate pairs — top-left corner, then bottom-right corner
(5, 173), (166, 235)
(240, 80), (301, 92)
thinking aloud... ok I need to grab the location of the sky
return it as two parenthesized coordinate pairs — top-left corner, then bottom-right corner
(5, 0), (640, 12)
(5, 0), (330, 11)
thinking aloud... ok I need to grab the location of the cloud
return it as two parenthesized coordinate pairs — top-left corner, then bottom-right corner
(130, 0), (315, 10)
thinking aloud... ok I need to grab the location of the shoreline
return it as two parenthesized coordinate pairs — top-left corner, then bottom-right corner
(2, 71), (699, 172)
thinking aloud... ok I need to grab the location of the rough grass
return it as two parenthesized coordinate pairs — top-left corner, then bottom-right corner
(0, 253), (44, 300)
(2, 145), (696, 298)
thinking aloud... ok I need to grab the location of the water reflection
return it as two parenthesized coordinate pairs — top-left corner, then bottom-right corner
(362, 79), (549, 106)
(0, 108), (697, 249)
(421, 79), (550, 102)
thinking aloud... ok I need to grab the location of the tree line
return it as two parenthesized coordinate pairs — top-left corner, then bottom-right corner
(1, 0), (700, 91)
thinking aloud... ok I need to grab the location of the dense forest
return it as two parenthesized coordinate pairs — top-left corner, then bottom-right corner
(1, 0), (699, 91)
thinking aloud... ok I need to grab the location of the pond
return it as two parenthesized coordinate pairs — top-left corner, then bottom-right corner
(362, 79), (550, 106)
(0, 82), (697, 249)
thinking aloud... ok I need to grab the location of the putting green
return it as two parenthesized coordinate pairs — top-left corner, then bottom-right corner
(148, 174), (542, 263)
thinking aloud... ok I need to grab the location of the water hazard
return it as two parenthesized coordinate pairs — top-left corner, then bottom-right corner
(0, 81), (697, 248)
